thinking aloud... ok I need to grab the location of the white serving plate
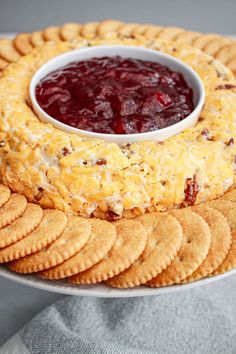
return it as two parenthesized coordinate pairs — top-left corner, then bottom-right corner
(0, 265), (235, 297)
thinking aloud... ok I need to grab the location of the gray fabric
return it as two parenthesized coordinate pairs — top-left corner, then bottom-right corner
(1, 276), (236, 354)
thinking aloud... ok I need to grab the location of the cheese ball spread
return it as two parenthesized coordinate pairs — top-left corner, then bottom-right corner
(0, 35), (236, 219)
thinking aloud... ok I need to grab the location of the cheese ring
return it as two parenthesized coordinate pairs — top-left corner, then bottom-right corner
(0, 35), (236, 219)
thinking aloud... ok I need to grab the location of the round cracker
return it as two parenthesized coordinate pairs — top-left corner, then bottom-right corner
(43, 26), (61, 41)
(8, 216), (91, 273)
(157, 27), (185, 41)
(174, 31), (201, 44)
(215, 44), (236, 64)
(97, 20), (123, 35)
(193, 34), (220, 50)
(0, 193), (27, 229)
(70, 219), (147, 284)
(207, 200), (236, 274)
(207, 199), (236, 275)
(0, 57), (8, 70)
(212, 230), (236, 275)
(14, 33), (33, 55)
(132, 24), (151, 37)
(107, 213), (183, 288)
(207, 200), (236, 230)
(60, 23), (81, 41)
(222, 188), (236, 202)
(0, 38), (20, 62)
(204, 37), (233, 57)
(0, 184), (11, 208)
(0, 209), (67, 263)
(147, 209), (211, 287)
(227, 57), (236, 72)
(184, 205), (231, 282)
(0, 203), (43, 248)
(80, 22), (99, 39)
(30, 31), (45, 47)
(118, 23), (139, 36)
(39, 218), (116, 280)
(143, 25), (163, 39)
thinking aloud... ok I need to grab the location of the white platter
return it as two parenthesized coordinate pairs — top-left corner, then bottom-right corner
(0, 265), (235, 297)
(0, 33), (235, 298)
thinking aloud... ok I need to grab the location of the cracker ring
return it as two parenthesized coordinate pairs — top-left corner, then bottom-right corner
(0, 35), (236, 219)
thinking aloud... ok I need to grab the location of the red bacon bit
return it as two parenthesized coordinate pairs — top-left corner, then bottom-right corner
(216, 84), (236, 90)
(125, 143), (132, 148)
(201, 128), (210, 140)
(226, 138), (234, 146)
(96, 159), (107, 166)
(35, 190), (44, 201)
(62, 147), (71, 156)
(106, 210), (120, 221)
(183, 175), (199, 207)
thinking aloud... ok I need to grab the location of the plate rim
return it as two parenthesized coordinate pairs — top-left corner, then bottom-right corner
(0, 265), (235, 298)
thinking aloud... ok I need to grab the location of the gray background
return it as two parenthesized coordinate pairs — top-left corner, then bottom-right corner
(0, 0), (236, 348)
(0, 0), (236, 34)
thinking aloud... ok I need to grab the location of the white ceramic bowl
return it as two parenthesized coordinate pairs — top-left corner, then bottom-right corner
(30, 45), (205, 144)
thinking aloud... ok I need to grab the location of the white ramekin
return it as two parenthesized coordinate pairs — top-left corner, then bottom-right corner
(30, 45), (205, 144)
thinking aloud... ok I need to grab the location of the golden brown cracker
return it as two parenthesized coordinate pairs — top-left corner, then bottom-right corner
(0, 38), (20, 62)
(70, 219), (147, 284)
(212, 230), (236, 275)
(185, 205), (231, 282)
(30, 31), (45, 47)
(0, 209), (67, 263)
(143, 25), (163, 39)
(157, 27), (185, 41)
(222, 188), (236, 202)
(193, 34), (220, 50)
(203, 199), (236, 275)
(0, 203), (43, 249)
(0, 184), (11, 208)
(207, 200), (236, 230)
(14, 33), (33, 55)
(97, 20), (123, 35)
(43, 26), (61, 41)
(132, 24), (151, 37)
(226, 57), (236, 73)
(80, 22), (99, 39)
(40, 218), (116, 279)
(8, 216), (91, 273)
(204, 37), (233, 57)
(215, 44), (236, 64)
(118, 23), (139, 36)
(60, 23), (81, 41)
(0, 193), (27, 229)
(0, 57), (8, 70)
(147, 209), (211, 287)
(107, 212), (183, 288)
(174, 31), (201, 44)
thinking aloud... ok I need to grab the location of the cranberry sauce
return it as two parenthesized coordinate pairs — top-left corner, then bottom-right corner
(35, 56), (194, 134)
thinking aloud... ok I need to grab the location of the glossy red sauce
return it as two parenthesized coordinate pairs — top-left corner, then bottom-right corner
(35, 56), (194, 134)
